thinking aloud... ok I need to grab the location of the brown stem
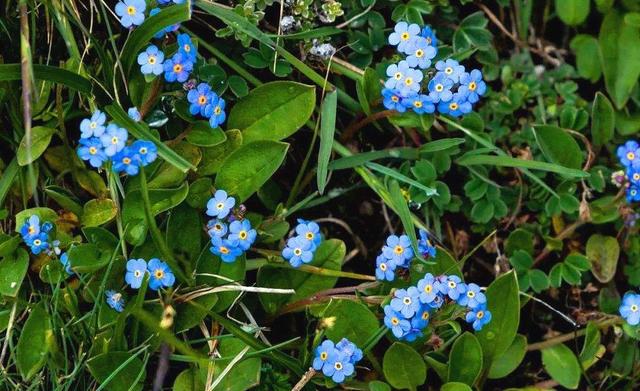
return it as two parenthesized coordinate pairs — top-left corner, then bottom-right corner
(526, 317), (622, 351)
(291, 368), (316, 391)
(340, 110), (397, 143)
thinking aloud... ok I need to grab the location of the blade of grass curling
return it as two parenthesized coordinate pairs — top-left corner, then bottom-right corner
(0, 64), (92, 94)
(388, 179), (429, 264)
(317, 90), (337, 194)
(329, 148), (420, 170)
(366, 162), (437, 196)
(105, 104), (195, 173)
(456, 154), (589, 178)
(120, 3), (192, 74)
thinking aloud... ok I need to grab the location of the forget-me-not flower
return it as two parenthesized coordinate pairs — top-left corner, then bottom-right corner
(459, 69), (486, 104)
(383, 305), (411, 338)
(147, 258), (176, 290)
(390, 287), (421, 318)
(106, 290), (125, 312)
(115, 0), (146, 28)
(418, 229), (436, 258)
(137, 45), (165, 76)
(112, 147), (140, 176)
(206, 190), (235, 219)
(620, 292), (640, 325)
(382, 234), (414, 267)
(402, 93), (435, 114)
(439, 275), (467, 300)
(466, 303), (492, 331)
(322, 353), (355, 384)
(130, 140), (157, 166)
(100, 124), (128, 156)
(428, 72), (454, 103)
(282, 236), (313, 268)
(416, 273), (440, 305)
(210, 236), (243, 263)
(163, 53), (193, 83)
(385, 61), (411, 90)
(457, 283), (486, 308)
(312, 340), (337, 372)
(294, 219), (322, 250)
(406, 37), (436, 69)
(177, 33), (197, 63)
(617, 140), (640, 169)
(80, 110), (107, 138)
(388, 21), (421, 54)
(128, 107), (141, 122)
(20, 215), (40, 239)
(375, 254), (396, 281)
(436, 59), (466, 83)
(125, 258), (147, 289)
(228, 219), (257, 251)
(209, 96), (226, 128)
(78, 137), (107, 168)
(187, 83), (214, 117)
(207, 219), (228, 238)
(382, 88), (407, 112)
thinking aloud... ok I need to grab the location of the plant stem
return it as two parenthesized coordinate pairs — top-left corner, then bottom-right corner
(526, 317), (622, 351)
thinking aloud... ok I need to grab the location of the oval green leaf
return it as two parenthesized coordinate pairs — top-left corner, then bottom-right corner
(448, 332), (483, 385)
(533, 125), (584, 170)
(16, 303), (52, 380)
(17, 126), (56, 166)
(586, 234), (619, 283)
(383, 342), (427, 390)
(541, 343), (581, 389)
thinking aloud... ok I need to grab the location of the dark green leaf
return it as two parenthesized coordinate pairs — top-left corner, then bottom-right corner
(383, 342), (427, 389)
(448, 332), (483, 385)
(541, 344), (581, 389)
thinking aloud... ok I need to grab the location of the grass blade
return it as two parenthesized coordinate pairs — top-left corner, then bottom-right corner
(329, 147), (420, 170)
(0, 64), (92, 94)
(0, 157), (19, 207)
(456, 154), (589, 178)
(366, 162), (437, 196)
(388, 179), (428, 264)
(317, 90), (337, 194)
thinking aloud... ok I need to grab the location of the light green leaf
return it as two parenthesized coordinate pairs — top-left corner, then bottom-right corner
(82, 198), (117, 227)
(215, 140), (288, 202)
(448, 332), (483, 385)
(488, 334), (527, 379)
(87, 351), (146, 391)
(457, 154), (588, 178)
(317, 90), (337, 194)
(591, 92), (615, 147)
(383, 342), (427, 390)
(541, 344), (581, 389)
(586, 234), (619, 283)
(533, 125), (584, 170)
(0, 248), (29, 297)
(199, 129), (243, 176)
(228, 81), (315, 142)
(570, 35), (601, 82)
(185, 121), (227, 147)
(321, 300), (380, 347)
(555, 0), (590, 25)
(16, 303), (52, 380)
(209, 338), (261, 391)
(441, 383), (472, 391)
(17, 126), (56, 166)
(388, 180), (423, 264)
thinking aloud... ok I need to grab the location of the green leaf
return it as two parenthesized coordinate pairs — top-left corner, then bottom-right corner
(215, 140), (288, 202)
(14, 208), (58, 233)
(388, 180), (423, 264)
(369, 381), (392, 391)
(17, 126), (56, 166)
(210, 338), (261, 391)
(555, 0), (590, 25)
(105, 104), (195, 173)
(16, 303), (52, 380)
(533, 125), (584, 170)
(329, 148), (420, 170)
(68, 243), (110, 273)
(199, 129), (243, 176)
(195, 247), (246, 314)
(579, 322), (602, 368)
(505, 228), (534, 256)
(317, 90), (337, 194)
(570, 35), (602, 82)
(369, 163), (437, 196)
(173, 368), (205, 391)
(227, 81), (315, 142)
(591, 92), (615, 147)
(477, 271), (520, 366)
(0, 64), (92, 94)
(488, 334), (527, 379)
(87, 351), (146, 391)
(0, 235), (21, 258)
(457, 154), (588, 178)
(441, 383), (473, 391)
(383, 342), (427, 390)
(185, 121), (227, 147)
(448, 332), (483, 385)
(321, 300), (380, 347)
(82, 198), (117, 227)
(257, 239), (345, 314)
(453, 12), (492, 52)
(0, 157), (19, 207)
(0, 248), (29, 297)
(586, 234), (619, 283)
(599, 10), (640, 109)
(120, 3), (192, 74)
(541, 344), (581, 389)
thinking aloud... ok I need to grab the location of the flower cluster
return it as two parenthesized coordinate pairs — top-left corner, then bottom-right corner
(76, 109), (158, 175)
(20, 215), (52, 255)
(115, 0), (185, 29)
(125, 258), (176, 291)
(382, 21), (486, 117)
(616, 140), (640, 202)
(312, 338), (362, 384)
(375, 229), (435, 282)
(282, 219), (323, 268)
(620, 292), (640, 326)
(206, 190), (257, 263)
(384, 273), (491, 341)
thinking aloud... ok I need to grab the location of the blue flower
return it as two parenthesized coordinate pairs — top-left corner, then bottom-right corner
(20, 215), (41, 239)
(60, 252), (73, 275)
(112, 147), (140, 176)
(628, 185), (640, 203)
(439, 275), (467, 300)
(416, 273), (440, 305)
(228, 219), (257, 251)
(466, 303), (492, 331)
(390, 287), (421, 318)
(80, 110), (107, 138)
(137, 45), (165, 76)
(207, 219), (228, 238)
(77, 137), (108, 168)
(628, 168), (640, 185)
(402, 93), (435, 114)
(125, 258), (147, 289)
(459, 69), (486, 104)
(106, 290), (125, 312)
(282, 236), (314, 267)
(457, 283), (486, 308)
(382, 88), (407, 112)
(147, 258), (176, 290)
(208, 96), (226, 128)
(312, 340), (337, 371)
(26, 232), (49, 255)
(187, 83), (214, 117)
(206, 190), (236, 219)
(437, 93), (472, 117)
(620, 292), (640, 325)
(418, 229), (436, 258)
(41, 222), (53, 233)
(335, 338), (363, 365)
(375, 253), (396, 281)
(115, 0), (146, 28)
(406, 37), (436, 69)
(177, 33), (197, 63)
(384, 61), (411, 90)
(49, 239), (61, 256)
(617, 140), (640, 169)
(100, 124), (128, 156)
(411, 305), (431, 330)
(383, 305), (411, 338)
(210, 236), (243, 263)
(397, 67), (423, 97)
(435, 59), (465, 83)
(128, 107), (141, 122)
(403, 328), (424, 342)
(322, 353), (355, 384)
(427, 73), (454, 103)
(130, 140), (158, 166)
(420, 26), (438, 48)
(388, 21), (421, 54)
(382, 234), (414, 267)
(294, 219), (322, 250)
(163, 53), (193, 83)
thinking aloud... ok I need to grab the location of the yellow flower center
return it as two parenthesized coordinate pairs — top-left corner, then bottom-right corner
(90, 121), (97, 129)
(334, 362), (343, 370)
(424, 284), (432, 293)
(422, 311), (430, 320)
(394, 72), (402, 80)
(134, 270), (142, 278)
(111, 136), (118, 145)
(154, 269), (164, 279)
(173, 64), (183, 73)
(294, 248), (302, 256)
(148, 56), (156, 65)
(402, 297), (412, 305)
(449, 102), (459, 111)
(33, 239), (42, 246)
(404, 77), (413, 86)
(415, 49), (424, 58)
(127, 6), (136, 15)
(184, 44), (191, 52)
(435, 84), (443, 92)
(448, 281), (456, 289)
(414, 101), (423, 108)
(320, 351), (328, 360)
(468, 81), (477, 91)
(214, 106), (222, 115)
(393, 245), (404, 255)
(28, 227), (35, 234)
(305, 232), (314, 240)
(391, 317), (399, 325)
(112, 293), (122, 301)
(239, 230), (247, 240)
(139, 147), (147, 154)
(634, 173), (639, 181)
(476, 311), (484, 319)
(380, 263), (387, 271)
(391, 96), (399, 102)
(220, 246), (229, 254)
(216, 202), (224, 210)
(632, 305), (639, 312)
(426, 37), (432, 44)
(627, 152), (635, 160)
(445, 67), (453, 74)
(198, 95), (207, 105)
(89, 147), (97, 155)
(401, 32), (410, 41)
(214, 224), (222, 231)
(123, 157), (131, 165)
(467, 290), (475, 298)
